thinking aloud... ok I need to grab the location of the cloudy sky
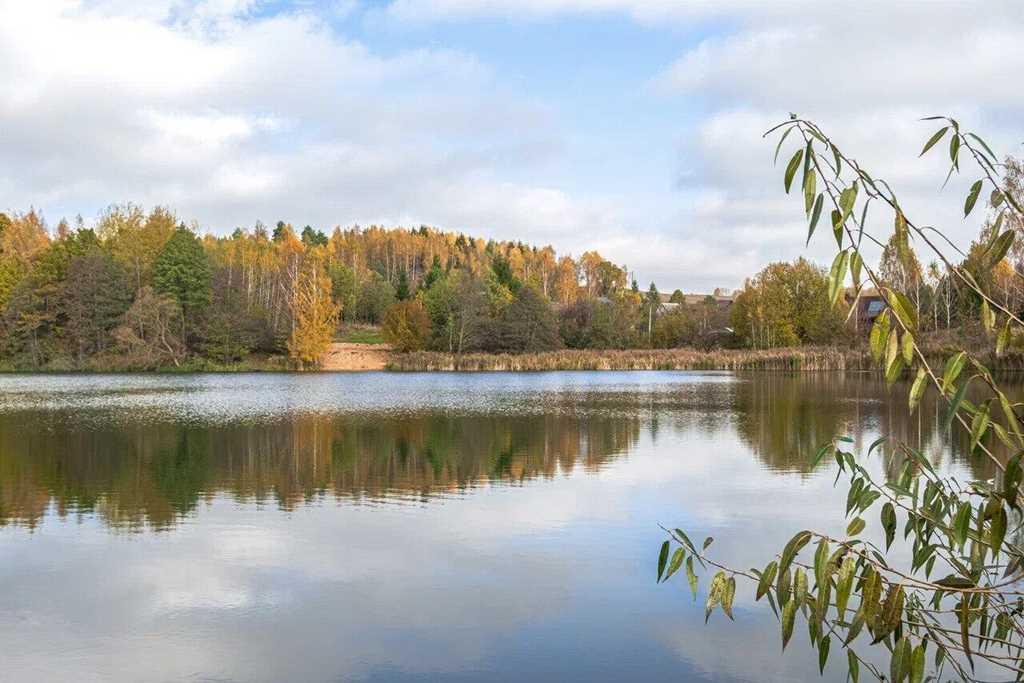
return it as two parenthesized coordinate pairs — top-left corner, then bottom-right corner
(1, 0), (1021, 291)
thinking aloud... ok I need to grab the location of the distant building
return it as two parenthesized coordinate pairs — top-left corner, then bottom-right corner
(846, 287), (885, 329)
(658, 290), (734, 312)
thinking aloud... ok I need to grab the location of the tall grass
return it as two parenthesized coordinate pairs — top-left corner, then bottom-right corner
(387, 347), (873, 372)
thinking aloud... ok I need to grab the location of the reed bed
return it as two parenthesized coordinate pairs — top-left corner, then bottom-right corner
(387, 347), (874, 372)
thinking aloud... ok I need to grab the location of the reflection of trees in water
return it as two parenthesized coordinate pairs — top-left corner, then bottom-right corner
(2, 374), (1016, 530)
(0, 411), (641, 530)
(731, 373), (857, 474)
(731, 372), (1005, 481)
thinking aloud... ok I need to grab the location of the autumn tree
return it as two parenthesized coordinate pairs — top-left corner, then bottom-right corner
(287, 260), (339, 368)
(113, 287), (186, 368)
(382, 299), (431, 352)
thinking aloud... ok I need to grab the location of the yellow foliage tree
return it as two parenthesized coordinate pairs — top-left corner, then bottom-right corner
(286, 259), (340, 368)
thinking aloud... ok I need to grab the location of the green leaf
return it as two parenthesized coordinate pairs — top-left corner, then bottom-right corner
(968, 132), (998, 163)
(779, 531), (813, 576)
(909, 367), (927, 413)
(702, 536), (714, 551)
(985, 229), (1015, 267)
(849, 251), (862, 286)
(839, 183), (858, 224)
(705, 571), (727, 622)
(901, 331), (914, 365)
(969, 403), (990, 452)
(657, 540), (670, 582)
(756, 560), (778, 601)
(664, 547), (685, 582)
(806, 194), (824, 245)
(870, 310), (890, 363)
(949, 133), (961, 166)
(941, 352), (967, 393)
(943, 379), (969, 433)
(804, 168), (817, 215)
(980, 299), (994, 333)
(784, 149), (804, 193)
(1005, 452), (1024, 509)
(884, 330), (901, 383)
(685, 556), (698, 599)
(847, 650), (859, 683)
(884, 288), (918, 331)
(959, 594), (974, 670)
(964, 179), (983, 217)
(990, 505), (1007, 555)
(781, 597), (797, 651)
(793, 567), (808, 606)
(818, 634), (830, 674)
(777, 566), (792, 606)
(722, 575), (736, 620)
(890, 637), (909, 683)
(937, 573), (974, 589)
(773, 125), (795, 164)
(910, 643), (925, 683)
(828, 251), (850, 306)
(834, 556), (855, 618)
(846, 517), (866, 536)
(919, 126), (949, 156)
(954, 502), (971, 550)
(997, 319), (1012, 356)
(881, 502), (897, 550)
(831, 209), (843, 246)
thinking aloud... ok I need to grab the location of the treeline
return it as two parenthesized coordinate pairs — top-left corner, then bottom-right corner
(3, 164), (1015, 370)
(0, 204), (730, 370)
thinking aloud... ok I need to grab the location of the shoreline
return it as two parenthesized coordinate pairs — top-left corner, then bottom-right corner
(3, 345), (1023, 375)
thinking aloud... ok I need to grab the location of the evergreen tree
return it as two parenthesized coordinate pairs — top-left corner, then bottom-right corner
(63, 251), (133, 364)
(395, 270), (410, 300)
(421, 255), (445, 291)
(492, 285), (561, 352)
(300, 225), (328, 247)
(152, 226), (212, 344)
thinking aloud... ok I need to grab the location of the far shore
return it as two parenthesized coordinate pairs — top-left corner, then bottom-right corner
(4, 343), (1022, 374)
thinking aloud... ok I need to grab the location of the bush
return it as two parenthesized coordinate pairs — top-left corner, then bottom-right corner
(382, 299), (431, 352)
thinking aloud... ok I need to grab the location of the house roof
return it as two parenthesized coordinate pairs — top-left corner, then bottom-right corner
(659, 292), (735, 305)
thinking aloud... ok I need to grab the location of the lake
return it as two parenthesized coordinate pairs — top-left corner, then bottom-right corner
(0, 371), (996, 682)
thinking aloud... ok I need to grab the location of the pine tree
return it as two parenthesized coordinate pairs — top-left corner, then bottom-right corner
(153, 226), (211, 345)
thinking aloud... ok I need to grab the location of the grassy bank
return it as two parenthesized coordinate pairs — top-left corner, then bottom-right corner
(7, 342), (1024, 374)
(386, 347), (873, 372)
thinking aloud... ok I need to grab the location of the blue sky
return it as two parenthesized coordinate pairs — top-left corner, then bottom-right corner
(1, 1), (1021, 291)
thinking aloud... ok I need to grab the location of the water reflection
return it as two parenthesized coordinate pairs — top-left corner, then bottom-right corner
(0, 372), (1008, 531)
(0, 412), (641, 529)
(0, 371), (1016, 682)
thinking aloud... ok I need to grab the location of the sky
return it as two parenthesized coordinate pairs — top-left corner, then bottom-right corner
(1, 0), (1022, 292)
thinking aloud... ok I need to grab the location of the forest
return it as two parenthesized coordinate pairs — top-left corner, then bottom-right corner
(0, 158), (1019, 371)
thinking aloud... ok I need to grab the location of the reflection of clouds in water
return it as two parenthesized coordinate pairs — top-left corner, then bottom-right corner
(0, 372), (1012, 682)
(0, 482), (615, 681)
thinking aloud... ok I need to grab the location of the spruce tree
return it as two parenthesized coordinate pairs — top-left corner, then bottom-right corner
(152, 226), (211, 345)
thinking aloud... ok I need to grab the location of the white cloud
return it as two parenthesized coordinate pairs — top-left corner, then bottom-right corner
(1, 0), (1023, 291)
(380, 0), (1024, 287)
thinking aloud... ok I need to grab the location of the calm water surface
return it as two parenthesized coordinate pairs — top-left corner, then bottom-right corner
(0, 371), (1001, 682)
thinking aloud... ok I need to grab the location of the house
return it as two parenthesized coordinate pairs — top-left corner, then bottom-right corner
(846, 287), (885, 329)
(658, 290), (734, 312)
